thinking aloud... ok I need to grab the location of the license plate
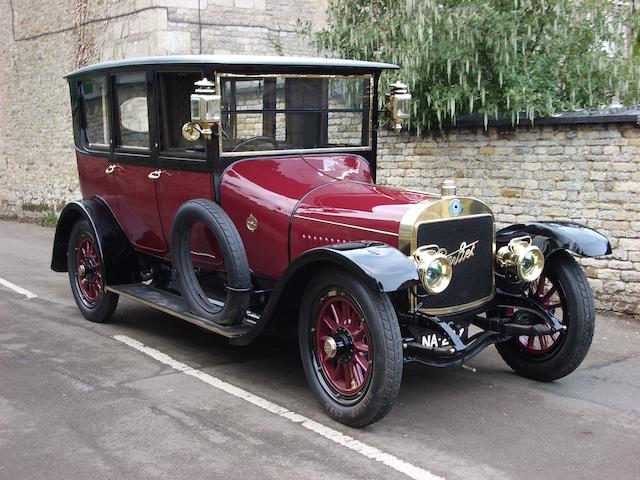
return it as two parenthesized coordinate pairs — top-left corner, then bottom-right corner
(418, 327), (468, 349)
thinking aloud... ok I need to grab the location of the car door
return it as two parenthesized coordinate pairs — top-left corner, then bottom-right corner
(153, 71), (216, 261)
(110, 70), (167, 256)
(75, 75), (119, 211)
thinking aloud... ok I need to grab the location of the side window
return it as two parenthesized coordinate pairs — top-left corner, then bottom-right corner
(80, 76), (110, 148)
(114, 72), (149, 149)
(157, 72), (205, 155)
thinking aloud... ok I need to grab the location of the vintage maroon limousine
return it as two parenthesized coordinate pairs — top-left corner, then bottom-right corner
(52, 55), (611, 426)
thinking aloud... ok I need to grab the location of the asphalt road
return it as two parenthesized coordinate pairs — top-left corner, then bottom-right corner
(1, 220), (639, 480)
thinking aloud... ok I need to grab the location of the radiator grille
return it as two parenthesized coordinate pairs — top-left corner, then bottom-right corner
(415, 214), (494, 313)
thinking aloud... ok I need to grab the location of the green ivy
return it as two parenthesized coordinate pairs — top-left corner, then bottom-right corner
(309, 0), (640, 132)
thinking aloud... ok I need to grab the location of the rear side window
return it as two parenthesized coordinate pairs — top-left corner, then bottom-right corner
(80, 77), (110, 147)
(114, 72), (149, 149)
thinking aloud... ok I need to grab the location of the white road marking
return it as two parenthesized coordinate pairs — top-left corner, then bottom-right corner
(113, 334), (444, 480)
(0, 277), (38, 299)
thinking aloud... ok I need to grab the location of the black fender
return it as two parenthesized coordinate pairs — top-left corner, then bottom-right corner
(51, 197), (140, 285)
(230, 241), (418, 346)
(288, 241), (419, 293)
(496, 221), (612, 258)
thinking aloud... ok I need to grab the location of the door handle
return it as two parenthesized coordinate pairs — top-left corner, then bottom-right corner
(148, 169), (171, 180)
(105, 164), (122, 174)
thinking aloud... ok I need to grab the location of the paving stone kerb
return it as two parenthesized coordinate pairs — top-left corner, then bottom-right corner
(1, 0), (638, 316)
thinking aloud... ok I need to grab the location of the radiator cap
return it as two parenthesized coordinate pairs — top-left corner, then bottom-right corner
(441, 179), (457, 197)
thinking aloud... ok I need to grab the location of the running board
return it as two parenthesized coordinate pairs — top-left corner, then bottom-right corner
(106, 283), (257, 338)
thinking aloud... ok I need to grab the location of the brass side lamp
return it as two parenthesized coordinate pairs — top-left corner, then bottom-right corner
(182, 77), (221, 141)
(385, 81), (412, 133)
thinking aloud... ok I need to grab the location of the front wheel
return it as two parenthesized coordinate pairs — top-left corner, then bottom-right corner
(496, 250), (595, 381)
(299, 269), (403, 427)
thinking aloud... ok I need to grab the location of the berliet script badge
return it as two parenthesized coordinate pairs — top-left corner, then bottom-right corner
(437, 240), (479, 266)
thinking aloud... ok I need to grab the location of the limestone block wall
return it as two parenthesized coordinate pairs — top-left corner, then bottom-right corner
(0, 0), (325, 215)
(377, 123), (640, 316)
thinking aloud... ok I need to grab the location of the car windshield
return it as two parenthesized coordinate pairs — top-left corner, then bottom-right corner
(219, 74), (372, 155)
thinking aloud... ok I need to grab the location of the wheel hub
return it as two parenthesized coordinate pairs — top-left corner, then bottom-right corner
(516, 273), (565, 354)
(79, 258), (97, 281)
(323, 336), (337, 359)
(314, 294), (371, 397)
(334, 327), (355, 363)
(76, 235), (103, 305)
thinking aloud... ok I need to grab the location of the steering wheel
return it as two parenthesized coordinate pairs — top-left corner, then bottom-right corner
(231, 136), (278, 152)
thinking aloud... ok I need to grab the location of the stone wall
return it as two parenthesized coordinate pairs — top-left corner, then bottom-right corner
(0, 0), (326, 216)
(377, 122), (640, 317)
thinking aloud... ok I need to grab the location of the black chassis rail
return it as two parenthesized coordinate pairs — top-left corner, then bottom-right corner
(401, 289), (567, 368)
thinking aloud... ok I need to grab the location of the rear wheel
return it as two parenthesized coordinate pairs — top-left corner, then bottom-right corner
(67, 219), (118, 323)
(496, 251), (595, 381)
(299, 269), (402, 427)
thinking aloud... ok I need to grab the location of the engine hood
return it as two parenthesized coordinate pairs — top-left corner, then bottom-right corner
(220, 152), (442, 277)
(290, 180), (438, 258)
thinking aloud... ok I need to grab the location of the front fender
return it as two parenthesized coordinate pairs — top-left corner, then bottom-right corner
(289, 241), (419, 293)
(497, 221), (612, 257)
(51, 197), (139, 284)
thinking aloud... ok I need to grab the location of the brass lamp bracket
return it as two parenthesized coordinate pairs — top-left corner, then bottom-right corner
(182, 77), (221, 141)
(385, 81), (412, 133)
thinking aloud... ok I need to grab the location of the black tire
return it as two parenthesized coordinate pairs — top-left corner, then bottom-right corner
(171, 199), (250, 326)
(67, 219), (118, 323)
(299, 268), (403, 427)
(496, 250), (595, 381)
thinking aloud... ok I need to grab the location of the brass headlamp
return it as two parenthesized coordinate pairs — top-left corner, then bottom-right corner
(182, 77), (221, 141)
(385, 81), (412, 133)
(413, 245), (453, 294)
(496, 236), (545, 282)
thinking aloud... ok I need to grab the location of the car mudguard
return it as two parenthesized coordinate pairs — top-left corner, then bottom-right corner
(289, 241), (419, 293)
(496, 221), (612, 257)
(51, 197), (139, 285)
(230, 241), (418, 346)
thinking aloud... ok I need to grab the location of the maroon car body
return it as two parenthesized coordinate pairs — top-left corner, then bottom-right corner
(52, 55), (611, 427)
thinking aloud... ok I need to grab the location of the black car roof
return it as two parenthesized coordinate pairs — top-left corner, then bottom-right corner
(65, 55), (400, 78)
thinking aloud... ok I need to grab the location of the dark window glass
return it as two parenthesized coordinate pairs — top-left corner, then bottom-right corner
(158, 72), (205, 155)
(115, 72), (149, 149)
(220, 75), (371, 154)
(80, 77), (110, 147)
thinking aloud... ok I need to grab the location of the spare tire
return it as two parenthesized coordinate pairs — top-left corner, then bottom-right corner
(171, 199), (251, 326)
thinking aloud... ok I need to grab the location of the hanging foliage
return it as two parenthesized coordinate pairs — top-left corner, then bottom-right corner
(309, 0), (640, 132)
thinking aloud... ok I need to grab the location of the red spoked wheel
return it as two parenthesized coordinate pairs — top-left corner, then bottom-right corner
(67, 219), (118, 323)
(75, 233), (103, 307)
(496, 251), (595, 382)
(299, 269), (402, 427)
(516, 273), (566, 356)
(315, 295), (372, 397)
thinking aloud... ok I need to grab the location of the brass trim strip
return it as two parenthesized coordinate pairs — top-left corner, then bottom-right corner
(217, 73), (375, 79)
(293, 215), (399, 237)
(398, 197), (495, 255)
(221, 146), (372, 158)
(416, 289), (496, 316)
